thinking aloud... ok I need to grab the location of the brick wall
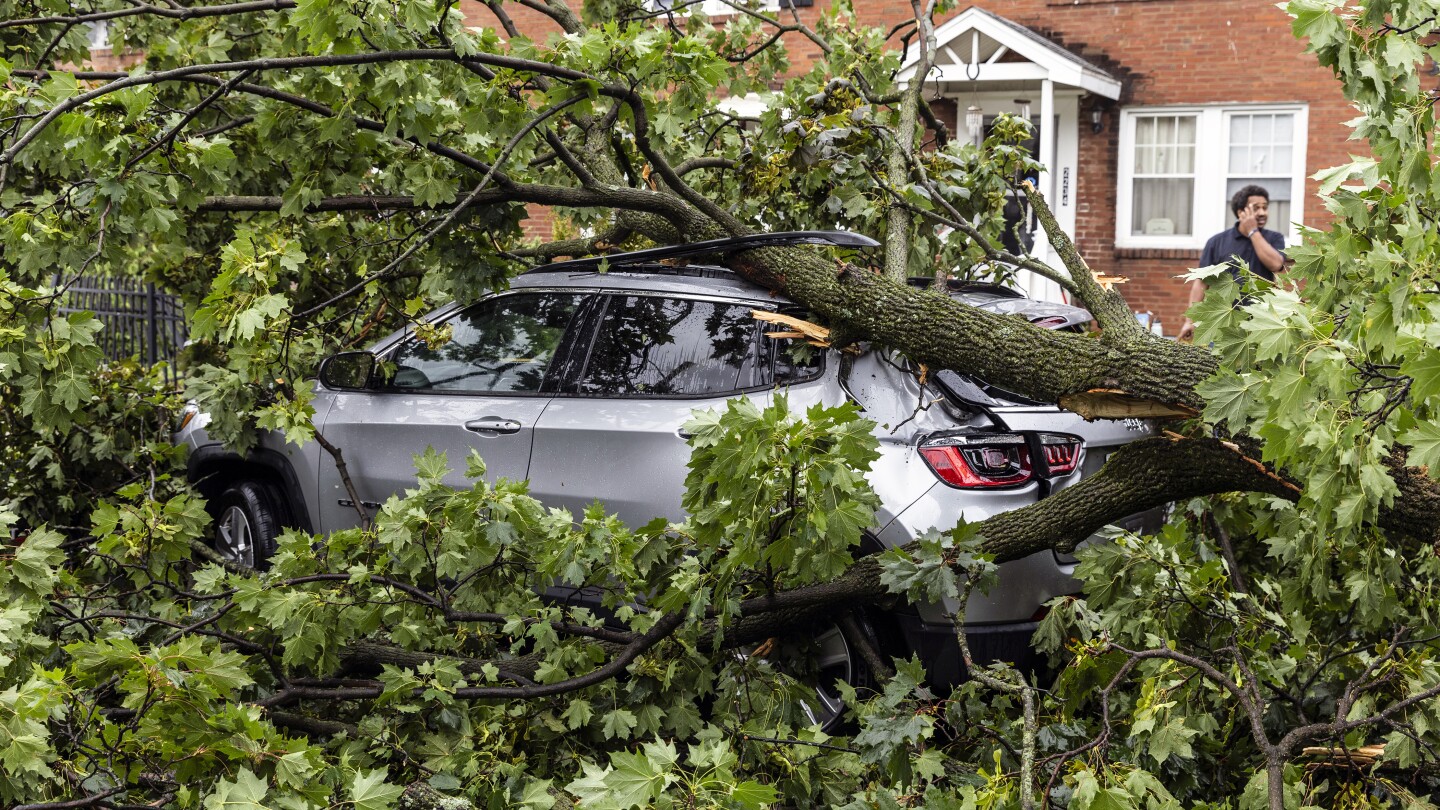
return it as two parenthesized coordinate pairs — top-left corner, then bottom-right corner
(83, 48), (140, 71)
(459, 1), (1355, 332)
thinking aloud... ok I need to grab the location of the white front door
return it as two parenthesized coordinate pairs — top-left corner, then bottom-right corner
(954, 90), (1081, 303)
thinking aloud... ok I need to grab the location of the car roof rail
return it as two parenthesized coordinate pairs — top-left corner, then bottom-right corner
(525, 230), (880, 275)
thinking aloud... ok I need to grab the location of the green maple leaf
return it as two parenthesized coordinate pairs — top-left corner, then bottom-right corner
(600, 708), (637, 740)
(349, 769), (404, 810)
(1400, 347), (1440, 403)
(203, 769), (269, 810)
(731, 781), (781, 810)
(565, 763), (623, 810)
(603, 749), (671, 809)
(1400, 421), (1440, 472)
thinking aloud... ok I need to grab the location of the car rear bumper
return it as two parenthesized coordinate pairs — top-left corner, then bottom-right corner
(889, 614), (1044, 691)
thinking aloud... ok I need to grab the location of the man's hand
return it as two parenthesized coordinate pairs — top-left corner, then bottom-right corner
(1178, 277), (1207, 343)
(1236, 204), (1259, 236)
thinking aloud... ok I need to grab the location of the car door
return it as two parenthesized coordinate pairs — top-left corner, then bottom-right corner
(314, 290), (592, 532)
(527, 293), (819, 528)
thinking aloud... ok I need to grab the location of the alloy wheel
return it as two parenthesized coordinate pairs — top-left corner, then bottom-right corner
(215, 505), (255, 568)
(736, 623), (858, 732)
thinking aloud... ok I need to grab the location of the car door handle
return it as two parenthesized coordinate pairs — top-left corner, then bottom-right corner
(676, 428), (693, 439)
(465, 417), (523, 435)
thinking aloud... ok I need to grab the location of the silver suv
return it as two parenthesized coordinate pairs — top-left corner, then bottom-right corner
(176, 231), (1161, 723)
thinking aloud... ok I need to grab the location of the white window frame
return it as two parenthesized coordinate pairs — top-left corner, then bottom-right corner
(1115, 104), (1308, 250)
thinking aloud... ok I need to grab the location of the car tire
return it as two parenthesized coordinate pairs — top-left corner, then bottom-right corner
(735, 609), (893, 733)
(211, 480), (287, 570)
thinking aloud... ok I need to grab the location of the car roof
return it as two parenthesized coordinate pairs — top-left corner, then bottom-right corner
(527, 230), (879, 274)
(509, 263), (784, 303)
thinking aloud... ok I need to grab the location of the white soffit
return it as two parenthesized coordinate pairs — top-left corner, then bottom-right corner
(898, 6), (1122, 100)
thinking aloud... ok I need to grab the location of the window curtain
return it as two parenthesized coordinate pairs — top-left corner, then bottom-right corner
(1131, 115), (1197, 236)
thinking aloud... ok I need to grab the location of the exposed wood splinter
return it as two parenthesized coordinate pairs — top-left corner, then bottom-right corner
(1301, 744), (1387, 769)
(1091, 271), (1129, 290)
(1059, 389), (1200, 420)
(752, 310), (831, 347)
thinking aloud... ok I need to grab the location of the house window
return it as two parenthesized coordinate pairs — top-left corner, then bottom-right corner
(1130, 114), (1197, 237)
(1116, 105), (1307, 249)
(1224, 112), (1295, 235)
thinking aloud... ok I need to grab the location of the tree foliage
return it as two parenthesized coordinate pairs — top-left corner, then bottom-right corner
(3, 0), (1440, 809)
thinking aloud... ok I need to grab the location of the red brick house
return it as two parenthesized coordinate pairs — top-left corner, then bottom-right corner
(461, 0), (1350, 335)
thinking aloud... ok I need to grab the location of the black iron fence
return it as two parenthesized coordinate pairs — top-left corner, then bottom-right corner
(56, 276), (187, 382)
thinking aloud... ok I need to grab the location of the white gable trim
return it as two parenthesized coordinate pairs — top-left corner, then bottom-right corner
(898, 6), (1121, 99)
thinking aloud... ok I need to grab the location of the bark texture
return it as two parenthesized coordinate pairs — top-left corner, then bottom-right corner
(1381, 449), (1440, 548)
(727, 247), (1219, 413)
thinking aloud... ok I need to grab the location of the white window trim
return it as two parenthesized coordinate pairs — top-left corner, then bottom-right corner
(1115, 103), (1308, 250)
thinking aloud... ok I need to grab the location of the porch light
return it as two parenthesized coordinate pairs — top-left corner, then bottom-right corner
(1014, 98), (1031, 124)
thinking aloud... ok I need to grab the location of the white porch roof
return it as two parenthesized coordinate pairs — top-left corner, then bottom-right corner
(897, 6), (1122, 100)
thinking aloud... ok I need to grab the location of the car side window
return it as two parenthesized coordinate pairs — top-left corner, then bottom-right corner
(574, 295), (766, 397)
(385, 292), (585, 394)
(767, 309), (825, 385)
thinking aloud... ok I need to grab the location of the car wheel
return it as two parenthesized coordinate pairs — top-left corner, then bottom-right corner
(212, 480), (286, 570)
(733, 613), (884, 733)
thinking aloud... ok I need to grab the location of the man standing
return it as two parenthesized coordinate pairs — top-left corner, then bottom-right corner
(1176, 185), (1287, 342)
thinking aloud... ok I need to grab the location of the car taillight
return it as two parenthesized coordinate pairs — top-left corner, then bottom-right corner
(1038, 433), (1082, 475)
(920, 434), (1033, 488)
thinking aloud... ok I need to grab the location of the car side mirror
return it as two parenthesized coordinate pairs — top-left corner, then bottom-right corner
(318, 351), (375, 390)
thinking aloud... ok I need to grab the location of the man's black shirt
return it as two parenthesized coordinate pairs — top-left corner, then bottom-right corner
(1199, 225), (1287, 283)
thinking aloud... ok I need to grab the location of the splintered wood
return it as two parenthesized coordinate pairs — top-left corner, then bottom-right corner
(752, 310), (831, 347)
(1301, 744), (1387, 770)
(1091, 269), (1129, 290)
(1059, 389), (1200, 420)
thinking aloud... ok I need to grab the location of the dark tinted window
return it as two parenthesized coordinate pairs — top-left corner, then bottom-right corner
(386, 293), (584, 394)
(575, 296), (765, 397)
(766, 310), (824, 385)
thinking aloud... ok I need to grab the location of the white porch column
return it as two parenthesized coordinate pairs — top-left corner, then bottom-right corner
(1024, 78), (1063, 302)
(1039, 79), (1055, 203)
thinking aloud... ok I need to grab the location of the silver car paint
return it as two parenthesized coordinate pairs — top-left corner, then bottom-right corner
(177, 269), (1155, 630)
(315, 388), (554, 530)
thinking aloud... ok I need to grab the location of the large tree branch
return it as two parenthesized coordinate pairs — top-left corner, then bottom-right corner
(1379, 448), (1440, 547)
(1023, 180), (1142, 337)
(726, 246), (1217, 416)
(196, 183), (683, 216)
(291, 93), (591, 319)
(879, 0), (939, 282)
(3, 48), (609, 165)
(974, 436), (1299, 558)
(9, 69), (500, 176)
(0, 0), (296, 30)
